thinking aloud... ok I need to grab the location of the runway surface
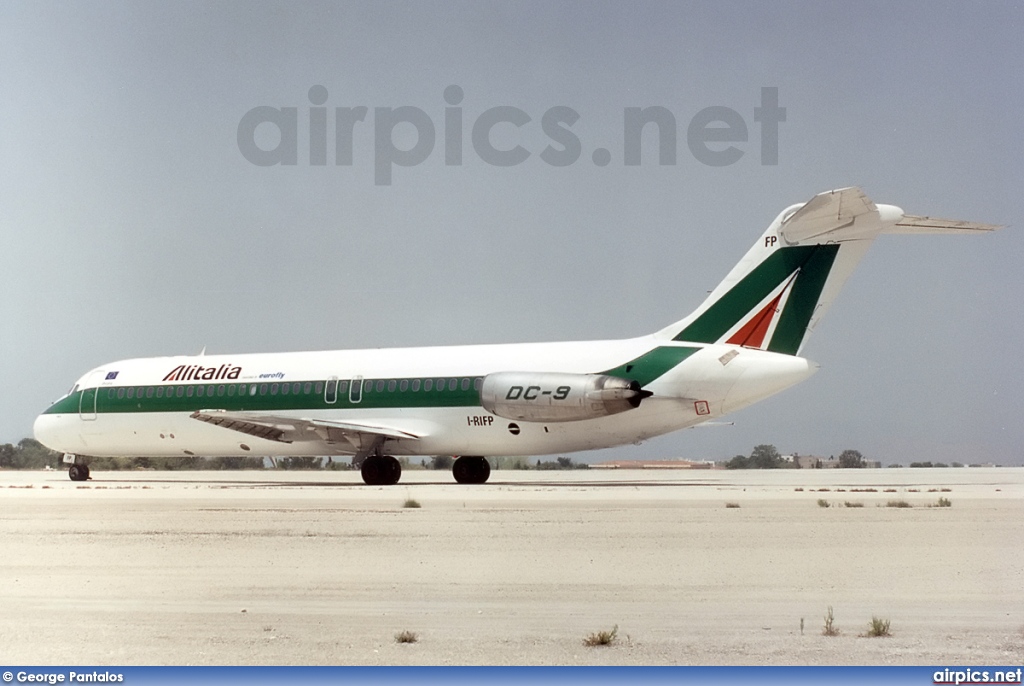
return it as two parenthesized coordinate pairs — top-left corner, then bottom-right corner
(1, 468), (1022, 665)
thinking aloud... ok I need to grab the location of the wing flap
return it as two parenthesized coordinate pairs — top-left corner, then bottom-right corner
(190, 410), (422, 450)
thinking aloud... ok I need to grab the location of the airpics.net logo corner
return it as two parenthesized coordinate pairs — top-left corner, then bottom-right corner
(237, 84), (786, 185)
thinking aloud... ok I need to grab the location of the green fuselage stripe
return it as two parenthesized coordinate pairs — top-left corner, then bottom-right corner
(46, 377), (483, 416)
(45, 346), (703, 417)
(600, 346), (700, 385)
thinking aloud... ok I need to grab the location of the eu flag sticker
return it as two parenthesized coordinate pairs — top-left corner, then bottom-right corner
(105, 371), (119, 380)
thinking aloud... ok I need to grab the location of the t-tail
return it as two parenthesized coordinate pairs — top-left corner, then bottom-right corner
(656, 187), (1002, 356)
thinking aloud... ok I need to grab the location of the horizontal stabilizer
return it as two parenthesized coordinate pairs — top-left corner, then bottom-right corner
(887, 215), (1004, 235)
(779, 186), (878, 244)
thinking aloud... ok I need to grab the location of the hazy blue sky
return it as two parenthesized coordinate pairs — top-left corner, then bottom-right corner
(2, 1), (1021, 465)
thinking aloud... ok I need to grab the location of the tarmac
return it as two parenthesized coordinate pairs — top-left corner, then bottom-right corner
(1, 467), (1021, 665)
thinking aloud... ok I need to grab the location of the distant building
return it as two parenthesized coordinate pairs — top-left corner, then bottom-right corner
(590, 459), (719, 470)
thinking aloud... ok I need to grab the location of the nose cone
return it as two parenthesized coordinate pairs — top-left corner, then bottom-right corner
(723, 352), (818, 414)
(34, 412), (70, 454)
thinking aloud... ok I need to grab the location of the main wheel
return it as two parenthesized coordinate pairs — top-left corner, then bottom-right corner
(68, 464), (88, 482)
(452, 456), (491, 484)
(360, 455), (402, 486)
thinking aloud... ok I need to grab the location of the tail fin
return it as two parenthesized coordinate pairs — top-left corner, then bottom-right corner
(656, 187), (1002, 355)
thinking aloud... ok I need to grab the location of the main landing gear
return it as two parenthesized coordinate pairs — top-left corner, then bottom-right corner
(357, 455), (492, 485)
(453, 456), (491, 484)
(360, 455), (402, 486)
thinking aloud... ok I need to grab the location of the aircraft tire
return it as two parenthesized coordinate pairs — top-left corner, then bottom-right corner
(453, 456), (490, 484)
(68, 464), (88, 482)
(361, 455), (402, 486)
(381, 455), (402, 485)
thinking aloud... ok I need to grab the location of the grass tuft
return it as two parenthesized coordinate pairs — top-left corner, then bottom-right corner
(583, 624), (618, 647)
(725, 502), (740, 508)
(936, 497), (952, 508)
(863, 616), (891, 637)
(395, 630), (419, 644)
(843, 501), (864, 508)
(403, 498), (421, 509)
(817, 499), (830, 508)
(822, 606), (839, 637)
(886, 500), (912, 508)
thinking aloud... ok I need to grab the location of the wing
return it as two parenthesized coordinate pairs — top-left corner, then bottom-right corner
(189, 410), (421, 455)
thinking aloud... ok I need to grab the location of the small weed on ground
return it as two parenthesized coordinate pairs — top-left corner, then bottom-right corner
(936, 497), (952, 507)
(583, 625), (618, 647)
(817, 499), (830, 508)
(823, 606), (839, 637)
(863, 617), (891, 637)
(725, 502), (740, 508)
(843, 501), (864, 508)
(395, 630), (419, 644)
(886, 500), (912, 508)
(403, 498), (421, 509)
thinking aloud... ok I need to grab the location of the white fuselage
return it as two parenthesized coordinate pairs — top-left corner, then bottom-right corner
(34, 336), (816, 460)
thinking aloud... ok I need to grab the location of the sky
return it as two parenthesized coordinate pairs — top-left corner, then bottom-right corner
(1, 1), (1022, 465)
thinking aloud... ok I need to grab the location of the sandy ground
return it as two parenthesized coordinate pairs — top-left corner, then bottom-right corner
(0, 467), (1021, 665)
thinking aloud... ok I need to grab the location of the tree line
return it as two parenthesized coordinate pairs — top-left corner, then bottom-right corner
(724, 445), (869, 469)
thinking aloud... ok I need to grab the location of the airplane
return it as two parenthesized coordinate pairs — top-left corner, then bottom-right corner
(33, 187), (1002, 485)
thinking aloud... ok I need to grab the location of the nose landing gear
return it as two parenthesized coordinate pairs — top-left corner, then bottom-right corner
(63, 454), (91, 481)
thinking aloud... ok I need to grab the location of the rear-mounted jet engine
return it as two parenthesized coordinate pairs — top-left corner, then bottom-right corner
(480, 372), (651, 423)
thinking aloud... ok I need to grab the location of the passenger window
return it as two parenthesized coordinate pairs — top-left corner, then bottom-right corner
(304, 382), (312, 394)
(197, 386), (204, 397)
(314, 381), (323, 394)
(339, 380), (348, 394)
(437, 378), (445, 391)
(176, 387), (184, 398)
(218, 385), (225, 396)
(400, 379), (408, 392)
(187, 386), (194, 397)
(325, 378), (338, 404)
(207, 385), (215, 396)
(412, 379), (421, 392)
(250, 385), (258, 396)
(460, 378), (470, 391)
(448, 378), (458, 391)
(281, 384), (289, 395)
(387, 380), (396, 392)
(474, 377), (483, 391)
(424, 379), (432, 392)
(376, 380), (385, 392)
(108, 389), (115, 399)
(270, 384), (279, 395)
(117, 388), (125, 399)
(227, 385), (235, 397)
(259, 384), (268, 396)
(156, 387), (164, 398)
(147, 387), (154, 398)
(349, 377), (363, 404)
(292, 383), (301, 394)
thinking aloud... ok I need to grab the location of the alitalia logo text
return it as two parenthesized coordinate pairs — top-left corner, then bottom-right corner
(163, 364), (242, 382)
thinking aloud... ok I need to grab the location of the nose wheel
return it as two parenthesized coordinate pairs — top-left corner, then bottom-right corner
(68, 464), (90, 481)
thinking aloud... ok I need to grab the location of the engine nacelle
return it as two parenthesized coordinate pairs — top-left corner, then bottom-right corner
(480, 372), (651, 423)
